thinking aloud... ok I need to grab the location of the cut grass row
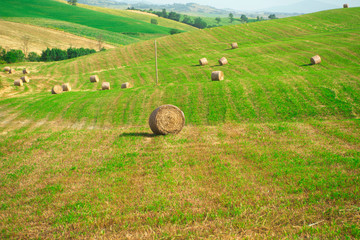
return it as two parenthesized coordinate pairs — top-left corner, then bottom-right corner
(0, 120), (358, 238)
(1, 8), (359, 126)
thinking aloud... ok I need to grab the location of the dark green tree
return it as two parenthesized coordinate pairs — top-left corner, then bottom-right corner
(229, 13), (234, 23)
(4, 49), (25, 63)
(151, 18), (158, 25)
(27, 52), (40, 62)
(240, 14), (248, 23)
(182, 15), (192, 25)
(268, 14), (277, 19)
(215, 17), (221, 24)
(67, 0), (77, 6)
(193, 17), (207, 29)
(161, 9), (168, 18)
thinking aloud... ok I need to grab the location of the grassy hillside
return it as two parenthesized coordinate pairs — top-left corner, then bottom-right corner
(1, 7), (359, 125)
(77, 3), (197, 32)
(0, 0), (176, 45)
(0, 19), (115, 53)
(0, 7), (359, 239)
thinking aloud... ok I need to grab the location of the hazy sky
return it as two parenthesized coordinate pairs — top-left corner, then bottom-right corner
(143, 0), (360, 11)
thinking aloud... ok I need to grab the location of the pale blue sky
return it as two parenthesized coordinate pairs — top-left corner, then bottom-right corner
(143, 0), (360, 11)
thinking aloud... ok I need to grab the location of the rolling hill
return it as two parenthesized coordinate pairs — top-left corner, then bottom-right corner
(0, 7), (359, 239)
(0, 0), (180, 46)
(0, 19), (115, 54)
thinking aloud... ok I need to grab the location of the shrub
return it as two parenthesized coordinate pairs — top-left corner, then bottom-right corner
(151, 19), (158, 25)
(27, 52), (40, 62)
(170, 29), (181, 35)
(4, 49), (25, 63)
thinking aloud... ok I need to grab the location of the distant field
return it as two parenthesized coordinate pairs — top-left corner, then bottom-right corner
(77, 3), (197, 32)
(0, 19), (114, 53)
(0, 7), (359, 239)
(0, 0), (176, 46)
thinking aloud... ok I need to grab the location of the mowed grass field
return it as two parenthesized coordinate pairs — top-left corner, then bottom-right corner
(0, 0), (178, 46)
(0, 7), (359, 239)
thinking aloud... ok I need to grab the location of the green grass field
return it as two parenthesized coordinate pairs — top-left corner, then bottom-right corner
(0, 0), (180, 45)
(0, 6), (359, 239)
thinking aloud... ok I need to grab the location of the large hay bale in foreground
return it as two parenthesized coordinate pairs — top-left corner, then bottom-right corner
(121, 82), (131, 88)
(52, 85), (63, 94)
(23, 68), (30, 74)
(310, 55), (321, 65)
(14, 79), (23, 86)
(199, 58), (208, 66)
(218, 57), (228, 65)
(343, 3), (349, 8)
(21, 76), (30, 83)
(90, 75), (99, 83)
(211, 71), (224, 81)
(231, 42), (238, 49)
(3, 67), (10, 72)
(8, 69), (15, 74)
(102, 82), (110, 90)
(149, 105), (185, 135)
(62, 83), (71, 92)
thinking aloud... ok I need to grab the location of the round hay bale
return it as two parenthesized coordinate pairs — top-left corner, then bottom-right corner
(121, 82), (131, 88)
(310, 55), (321, 65)
(102, 82), (110, 90)
(8, 69), (16, 74)
(149, 105), (185, 135)
(3, 66), (10, 72)
(343, 3), (348, 8)
(21, 76), (30, 83)
(14, 79), (23, 86)
(23, 68), (30, 74)
(218, 57), (228, 66)
(211, 71), (224, 81)
(90, 75), (99, 83)
(62, 83), (71, 92)
(199, 58), (208, 66)
(231, 42), (238, 49)
(52, 85), (63, 94)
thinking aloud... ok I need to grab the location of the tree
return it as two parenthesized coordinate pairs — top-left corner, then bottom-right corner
(67, 0), (77, 6)
(27, 52), (40, 62)
(168, 12), (181, 21)
(229, 13), (234, 23)
(161, 9), (168, 18)
(182, 15), (192, 25)
(151, 18), (158, 25)
(96, 34), (103, 51)
(170, 29), (181, 35)
(240, 14), (248, 23)
(268, 14), (277, 19)
(4, 49), (25, 63)
(215, 17), (221, 24)
(193, 17), (207, 29)
(21, 35), (30, 58)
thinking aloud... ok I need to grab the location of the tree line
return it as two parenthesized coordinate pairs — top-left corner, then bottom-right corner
(0, 46), (97, 63)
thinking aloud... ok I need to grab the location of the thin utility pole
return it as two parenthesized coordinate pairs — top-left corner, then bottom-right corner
(155, 40), (158, 85)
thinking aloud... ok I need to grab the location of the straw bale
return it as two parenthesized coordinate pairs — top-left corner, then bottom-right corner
(310, 55), (321, 65)
(52, 85), (63, 94)
(102, 82), (110, 90)
(199, 58), (208, 66)
(21, 76), (30, 83)
(62, 83), (71, 91)
(149, 105), (185, 135)
(14, 79), (23, 86)
(218, 57), (228, 65)
(211, 71), (224, 81)
(90, 75), (99, 82)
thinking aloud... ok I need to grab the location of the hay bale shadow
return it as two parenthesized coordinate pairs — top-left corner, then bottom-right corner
(191, 64), (201, 67)
(300, 63), (312, 67)
(120, 132), (157, 138)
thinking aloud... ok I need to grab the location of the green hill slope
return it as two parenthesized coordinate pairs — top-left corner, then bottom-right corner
(1, 7), (360, 126)
(77, 3), (197, 32)
(1, 7), (360, 239)
(0, 0), (176, 45)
